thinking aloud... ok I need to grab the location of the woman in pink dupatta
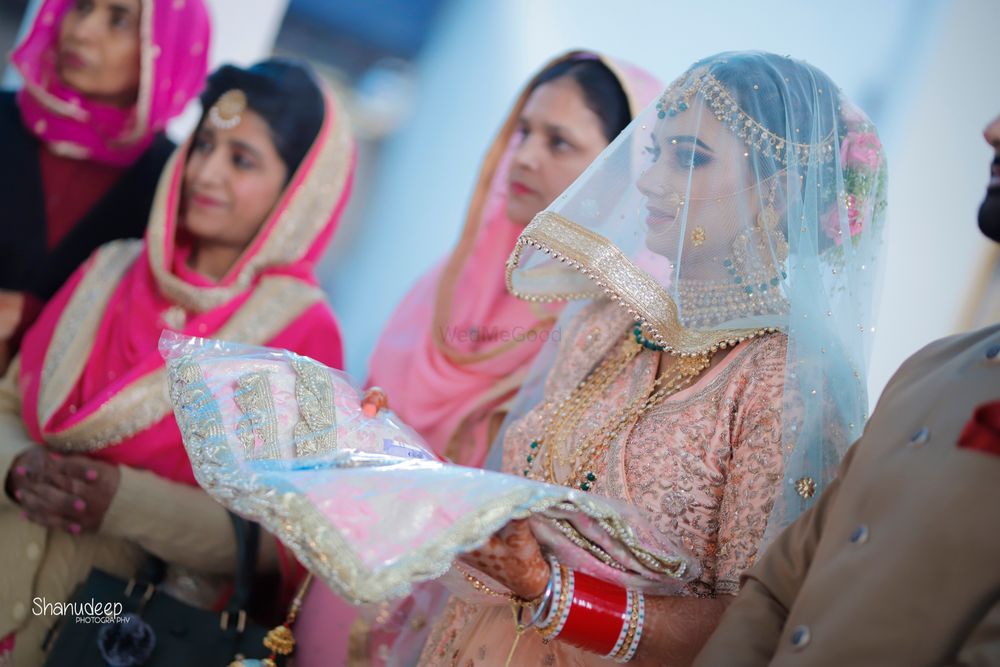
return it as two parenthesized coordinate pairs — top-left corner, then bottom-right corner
(367, 51), (662, 469)
(0, 0), (211, 373)
(293, 51), (661, 667)
(0, 59), (354, 666)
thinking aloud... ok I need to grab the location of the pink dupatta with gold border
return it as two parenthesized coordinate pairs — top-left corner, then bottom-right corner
(12, 0), (211, 166)
(16, 83), (355, 485)
(367, 51), (663, 468)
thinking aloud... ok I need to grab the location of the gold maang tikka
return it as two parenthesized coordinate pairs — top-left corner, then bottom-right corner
(208, 89), (247, 130)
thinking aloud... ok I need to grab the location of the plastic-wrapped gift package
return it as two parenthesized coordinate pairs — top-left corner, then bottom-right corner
(159, 333), (697, 605)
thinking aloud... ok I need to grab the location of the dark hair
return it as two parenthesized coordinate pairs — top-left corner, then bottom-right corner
(529, 57), (631, 142)
(198, 58), (325, 176)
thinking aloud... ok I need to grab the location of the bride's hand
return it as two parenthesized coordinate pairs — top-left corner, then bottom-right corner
(459, 519), (550, 600)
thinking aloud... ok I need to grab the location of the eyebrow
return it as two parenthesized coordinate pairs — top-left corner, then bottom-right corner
(519, 116), (578, 141)
(667, 135), (715, 152)
(229, 139), (264, 161)
(108, 1), (137, 15)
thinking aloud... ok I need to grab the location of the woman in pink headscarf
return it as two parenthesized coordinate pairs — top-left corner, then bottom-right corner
(291, 51), (661, 667)
(0, 0), (211, 374)
(367, 51), (662, 469)
(0, 59), (354, 666)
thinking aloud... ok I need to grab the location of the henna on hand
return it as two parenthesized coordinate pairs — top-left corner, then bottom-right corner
(460, 519), (550, 600)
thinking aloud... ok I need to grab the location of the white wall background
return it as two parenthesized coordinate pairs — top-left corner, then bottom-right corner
(320, 0), (1000, 408)
(867, 0), (1000, 399)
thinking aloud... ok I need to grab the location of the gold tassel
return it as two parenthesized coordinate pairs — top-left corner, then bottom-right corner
(263, 624), (296, 656)
(258, 572), (315, 662)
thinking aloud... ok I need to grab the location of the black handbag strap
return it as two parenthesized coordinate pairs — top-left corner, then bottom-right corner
(226, 512), (260, 614)
(134, 513), (260, 616)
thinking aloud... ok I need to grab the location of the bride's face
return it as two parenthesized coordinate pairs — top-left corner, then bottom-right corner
(637, 105), (760, 274)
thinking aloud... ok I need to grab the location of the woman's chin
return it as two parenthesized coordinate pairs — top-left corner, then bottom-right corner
(505, 201), (537, 228)
(179, 216), (223, 243)
(644, 231), (678, 258)
(56, 71), (134, 107)
(56, 67), (89, 95)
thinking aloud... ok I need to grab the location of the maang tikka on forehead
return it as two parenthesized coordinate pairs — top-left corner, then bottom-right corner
(655, 69), (836, 167)
(208, 89), (247, 130)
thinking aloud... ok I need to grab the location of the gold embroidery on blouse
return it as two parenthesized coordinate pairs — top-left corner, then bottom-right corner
(290, 356), (338, 457)
(235, 371), (280, 460)
(794, 476), (816, 499)
(504, 302), (788, 597)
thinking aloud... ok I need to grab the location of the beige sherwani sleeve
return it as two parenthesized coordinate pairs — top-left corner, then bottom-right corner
(693, 443), (859, 666)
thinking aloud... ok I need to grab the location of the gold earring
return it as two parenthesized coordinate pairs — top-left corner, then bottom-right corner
(756, 181), (779, 230)
(668, 192), (686, 220)
(690, 226), (706, 247)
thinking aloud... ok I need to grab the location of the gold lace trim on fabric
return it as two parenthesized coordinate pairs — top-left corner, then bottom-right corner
(235, 372), (280, 461)
(291, 356), (338, 456)
(506, 212), (777, 356)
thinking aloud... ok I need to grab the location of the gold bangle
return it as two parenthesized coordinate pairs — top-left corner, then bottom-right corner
(613, 589), (641, 661)
(539, 565), (572, 642)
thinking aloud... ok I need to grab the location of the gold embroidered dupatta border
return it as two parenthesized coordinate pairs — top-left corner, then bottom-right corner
(506, 212), (778, 357)
(38, 241), (324, 452)
(121, 0), (154, 144)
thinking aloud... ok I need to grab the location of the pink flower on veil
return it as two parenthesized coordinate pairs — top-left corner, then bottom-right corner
(822, 194), (864, 246)
(822, 125), (885, 246)
(840, 131), (883, 170)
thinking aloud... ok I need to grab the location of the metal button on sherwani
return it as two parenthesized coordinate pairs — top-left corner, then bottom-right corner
(908, 426), (930, 446)
(850, 524), (870, 545)
(790, 625), (811, 649)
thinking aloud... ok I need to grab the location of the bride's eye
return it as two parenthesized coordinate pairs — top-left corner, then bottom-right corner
(673, 146), (713, 169)
(644, 133), (661, 163)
